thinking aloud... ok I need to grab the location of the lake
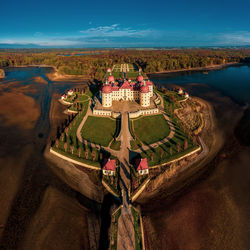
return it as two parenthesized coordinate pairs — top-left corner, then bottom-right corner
(150, 64), (250, 105)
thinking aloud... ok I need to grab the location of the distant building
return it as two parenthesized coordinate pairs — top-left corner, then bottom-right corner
(184, 92), (189, 98)
(67, 89), (74, 96)
(178, 88), (183, 95)
(135, 158), (149, 175)
(61, 94), (67, 100)
(102, 158), (116, 176)
(107, 67), (112, 75)
(101, 75), (153, 108)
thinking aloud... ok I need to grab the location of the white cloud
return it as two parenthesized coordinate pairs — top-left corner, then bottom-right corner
(216, 31), (250, 45)
(79, 24), (152, 38)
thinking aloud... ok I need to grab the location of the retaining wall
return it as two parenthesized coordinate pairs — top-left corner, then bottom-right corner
(129, 108), (159, 118)
(50, 147), (101, 170)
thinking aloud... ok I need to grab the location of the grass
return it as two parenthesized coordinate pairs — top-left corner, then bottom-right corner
(110, 207), (122, 250)
(81, 116), (117, 147)
(130, 139), (142, 150)
(132, 114), (170, 145)
(132, 87), (200, 167)
(131, 207), (142, 250)
(111, 63), (140, 79)
(78, 94), (89, 102)
(110, 140), (121, 150)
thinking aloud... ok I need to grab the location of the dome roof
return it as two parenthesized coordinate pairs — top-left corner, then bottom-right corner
(102, 85), (112, 93)
(137, 75), (144, 82)
(140, 85), (149, 93)
(108, 75), (115, 82)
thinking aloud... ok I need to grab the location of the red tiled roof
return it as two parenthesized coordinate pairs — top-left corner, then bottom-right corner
(101, 79), (152, 93)
(135, 158), (148, 171)
(140, 85), (149, 93)
(108, 75), (115, 82)
(102, 85), (112, 93)
(120, 81), (131, 89)
(102, 158), (116, 171)
(137, 75), (144, 82)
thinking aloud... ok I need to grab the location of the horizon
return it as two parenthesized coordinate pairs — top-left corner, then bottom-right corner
(2, 0), (250, 48)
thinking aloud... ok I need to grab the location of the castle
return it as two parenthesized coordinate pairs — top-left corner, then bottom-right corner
(100, 69), (153, 108)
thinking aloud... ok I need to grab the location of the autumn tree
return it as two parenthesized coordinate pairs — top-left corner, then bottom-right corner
(78, 147), (81, 158)
(64, 142), (68, 152)
(184, 139), (188, 150)
(55, 139), (59, 148)
(70, 145), (74, 154)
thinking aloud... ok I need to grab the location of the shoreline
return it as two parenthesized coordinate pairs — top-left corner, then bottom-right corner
(136, 95), (223, 204)
(4, 65), (90, 81)
(147, 62), (242, 76)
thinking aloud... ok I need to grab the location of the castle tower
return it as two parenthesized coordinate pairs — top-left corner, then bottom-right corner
(102, 83), (112, 107)
(140, 83), (150, 107)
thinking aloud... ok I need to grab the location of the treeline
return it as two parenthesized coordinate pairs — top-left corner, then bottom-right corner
(0, 48), (250, 80)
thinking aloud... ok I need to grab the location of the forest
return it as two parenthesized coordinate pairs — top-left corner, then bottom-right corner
(0, 48), (250, 80)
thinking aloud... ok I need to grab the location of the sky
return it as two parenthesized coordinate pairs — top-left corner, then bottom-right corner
(1, 0), (250, 48)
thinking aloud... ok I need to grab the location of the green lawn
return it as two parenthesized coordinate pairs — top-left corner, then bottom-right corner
(133, 115), (170, 145)
(81, 116), (117, 146)
(78, 94), (89, 102)
(110, 140), (121, 150)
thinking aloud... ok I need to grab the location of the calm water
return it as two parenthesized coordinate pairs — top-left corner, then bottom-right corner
(151, 65), (250, 105)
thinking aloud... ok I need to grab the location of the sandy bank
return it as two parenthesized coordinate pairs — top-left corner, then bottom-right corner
(136, 96), (223, 203)
(0, 91), (40, 129)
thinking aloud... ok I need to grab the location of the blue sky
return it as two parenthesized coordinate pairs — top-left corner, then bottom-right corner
(1, 0), (250, 47)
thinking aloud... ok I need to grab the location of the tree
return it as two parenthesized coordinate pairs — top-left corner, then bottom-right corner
(150, 152), (154, 162)
(78, 147), (81, 158)
(170, 147), (173, 156)
(55, 139), (59, 148)
(184, 139), (188, 150)
(64, 142), (68, 152)
(99, 152), (103, 160)
(70, 145), (74, 154)
(60, 133), (65, 142)
(160, 149), (164, 159)
(92, 151), (96, 161)
(176, 143), (180, 153)
(65, 127), (69, 136)
(85, 148), (89, 159)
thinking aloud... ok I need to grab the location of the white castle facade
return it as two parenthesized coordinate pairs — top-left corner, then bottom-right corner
(100, 74), (153, 108)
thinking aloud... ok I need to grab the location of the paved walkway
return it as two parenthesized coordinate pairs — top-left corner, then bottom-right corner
(117, 110), (135, 250)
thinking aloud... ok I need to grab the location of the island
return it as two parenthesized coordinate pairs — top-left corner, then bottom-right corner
(48, 63), (210, 249)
